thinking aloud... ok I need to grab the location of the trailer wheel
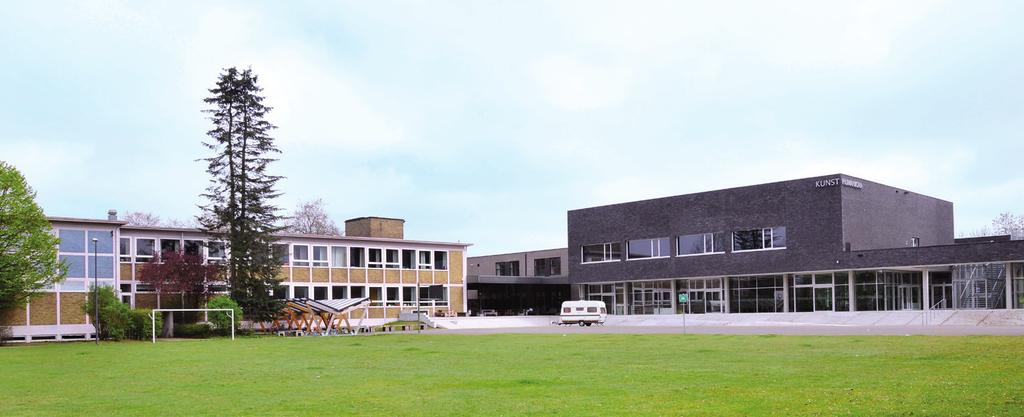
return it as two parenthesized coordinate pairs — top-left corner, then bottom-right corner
(578, 321), (585, 327)
(585, 323), (592, 327)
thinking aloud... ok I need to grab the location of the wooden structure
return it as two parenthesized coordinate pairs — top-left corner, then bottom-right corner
(273, 298), (371, 336)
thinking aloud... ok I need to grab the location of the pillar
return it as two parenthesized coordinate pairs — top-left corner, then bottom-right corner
(848, 271), (856, 312)
(1006, 263), (1014, 310)
(922, 270), (930, 311)
(670, 279), (678, 313)
(723, 277), (731, 314)
(782, 274), (790, 313)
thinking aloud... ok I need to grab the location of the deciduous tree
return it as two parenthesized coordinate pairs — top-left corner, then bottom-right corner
(0, 162), (64, 312)
(286, 198), (341, 235)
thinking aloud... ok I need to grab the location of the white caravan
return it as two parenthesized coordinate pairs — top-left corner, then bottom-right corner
(559, 300), (607, 326)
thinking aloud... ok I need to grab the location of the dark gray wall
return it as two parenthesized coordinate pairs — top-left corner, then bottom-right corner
(567, 174), (964, 284)
(468, 248), (568, 277)
(840, 176), (954, 250)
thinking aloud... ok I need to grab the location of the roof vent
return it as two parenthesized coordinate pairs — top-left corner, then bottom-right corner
(107, 209), (118, 221)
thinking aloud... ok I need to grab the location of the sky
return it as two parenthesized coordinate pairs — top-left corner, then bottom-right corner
(2, 1), (1023, 255)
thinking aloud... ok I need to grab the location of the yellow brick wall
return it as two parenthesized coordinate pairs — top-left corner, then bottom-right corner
(401, 270), (417, 284)
(29, 293), (58, 325)
(311, 268), (329, 283)
(1, 306), (27, 326)
(350, 269), (366, 283)
(120, 264), (134, 281)
(449, 286), (464, 313)
(276, 267), (290, 281)
(434, 271), (447, 284)
(418, 271), (432, 285)
(292, 267), (311, 283)
(367, 269), (384, 284)
(449, 250), (464, 284)
(60, 293), (87, 324)
(367, 307), (385, 319)
(331, 268), (348, 283)
(385, 270), (400, 284)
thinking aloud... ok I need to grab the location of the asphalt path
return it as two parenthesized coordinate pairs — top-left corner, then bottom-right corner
(432, 324), (1024, 336)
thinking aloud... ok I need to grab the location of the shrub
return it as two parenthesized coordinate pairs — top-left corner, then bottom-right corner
(207, 295), (243, 335)
(83, 287), (132, 340)
(127, 309), (162, 341)
(174, 322), (213, 338)
(0, 326), (10, 346)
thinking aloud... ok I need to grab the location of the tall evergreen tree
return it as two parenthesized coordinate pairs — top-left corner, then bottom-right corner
(198, 67), (284, 325)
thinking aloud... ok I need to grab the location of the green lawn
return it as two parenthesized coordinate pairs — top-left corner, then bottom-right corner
(1, 334), (1022, 416)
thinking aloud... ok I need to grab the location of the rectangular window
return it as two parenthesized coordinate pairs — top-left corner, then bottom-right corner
(312, 246), (328, 267)
(368, 248), (383, 268)
(402, 250), (416, 269)
(272, 286), (287, 300)
(87, 231), (114, 254)
(418, 251), (432, 269)
(626, 238), (670, 260)
(293, 286), (309, 299)
(419, 285), (447, 302)
(272, 244), (290, 265)
(136, 238), (155, 263)
(386, 287), (400, 305)
(292, 245), (310, 267)
(534, 257), (561, 276)
(732, 227), (787, 252)
(160, 239), (181, 255)
(386, 249), (400, 269)
(331, 246), (347, 267)
(433, 251), (448, 270)
(350, 248), (365, 268)
(119, 238), (131, 262)
(677, 232), (725, 256)
(208, 242), (226, 260)
(60, 255), (86, 278)
(402, 286), (415, 303)
(313, 286), (328, 300)
(350, 286), (365, 298)
(331, 286), (347, 299)
(58, 229), (86, 253)
(184, 240), (202, 256)
(495, 261), (520, 276)
(369, 287), (383, 304)
(581, 242), (622, 263)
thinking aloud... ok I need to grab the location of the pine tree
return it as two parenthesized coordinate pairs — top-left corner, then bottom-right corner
(198, 67), (284, 325)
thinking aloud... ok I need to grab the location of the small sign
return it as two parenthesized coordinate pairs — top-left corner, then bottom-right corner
(678, 293), (688, 303)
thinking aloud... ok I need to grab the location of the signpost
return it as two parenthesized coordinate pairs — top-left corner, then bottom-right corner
(677, 293), (688, 335)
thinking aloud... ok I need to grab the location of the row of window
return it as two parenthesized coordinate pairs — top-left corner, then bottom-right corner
(119, 237), (225, 263)
(494, 257), (563, 277)
(280, 284), (449, 304)
(274, 244), (449, 270)
(581, 227), (787, 263)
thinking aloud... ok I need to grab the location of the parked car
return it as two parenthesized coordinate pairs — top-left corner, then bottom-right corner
(479, 309), (498, 317)
(558, 300), (607, 326)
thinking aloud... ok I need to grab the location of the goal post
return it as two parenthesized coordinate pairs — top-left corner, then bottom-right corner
(150, 308), (236, 343)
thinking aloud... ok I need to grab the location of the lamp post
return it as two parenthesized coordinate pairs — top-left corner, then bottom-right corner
(416, 274), (421, 334)
(91, 237), (99, 345)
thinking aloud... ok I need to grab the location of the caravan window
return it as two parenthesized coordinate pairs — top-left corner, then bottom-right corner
(587, 307), (598, 313)
(562, 307), (571, 313)
(575, 307), (584, 311)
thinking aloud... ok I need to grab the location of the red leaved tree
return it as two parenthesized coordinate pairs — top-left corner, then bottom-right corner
(138, 250), (223, 336)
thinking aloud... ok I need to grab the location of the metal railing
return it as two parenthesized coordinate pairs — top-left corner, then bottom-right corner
(921, 299), (946, 326)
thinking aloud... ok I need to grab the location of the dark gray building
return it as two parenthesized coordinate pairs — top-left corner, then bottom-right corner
(568, 174), (1024, 315)
(467, 248), (569, 315)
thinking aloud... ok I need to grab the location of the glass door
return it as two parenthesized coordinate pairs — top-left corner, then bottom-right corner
(899, 286), (921, 310)
(813, 287), (833, 311)
(930, 285), (952, 309)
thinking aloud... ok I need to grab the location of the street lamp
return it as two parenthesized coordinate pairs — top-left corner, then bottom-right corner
(92, 237), (99, 345)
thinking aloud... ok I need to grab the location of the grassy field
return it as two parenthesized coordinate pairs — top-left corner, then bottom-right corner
(1, 334), (1022, 416)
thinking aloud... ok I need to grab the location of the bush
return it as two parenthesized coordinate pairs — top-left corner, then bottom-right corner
(82, 287), (165, 341)
(0, 325), (10, 346)
(207, 295), (243, 335)
(174, 322), (213, 338)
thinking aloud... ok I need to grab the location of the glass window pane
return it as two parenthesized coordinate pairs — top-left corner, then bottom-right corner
(402, 250), (415, 269)
(627, 239), (654, 259)
(293, 286), (309, 298)
(87, 231), (114, 254)
(608, 243), (622, 260)
(433, 251), (448, 270)
(136, 239), (155, 258)
(331, 246), (347, 267)
(733, 229), (764, 251)
(679, 234), (704, 255)
(59, 229), (86, 253)
(184, 240), (202, 256)
(772, 227), (787, 248)
(61, 255), (86, 278)
(582, 244), (604, 262)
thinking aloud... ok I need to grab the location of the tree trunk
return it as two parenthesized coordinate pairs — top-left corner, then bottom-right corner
(161, 311), (175, 338)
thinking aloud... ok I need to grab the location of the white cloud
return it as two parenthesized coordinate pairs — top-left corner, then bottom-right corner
(530, 56), (634, 111)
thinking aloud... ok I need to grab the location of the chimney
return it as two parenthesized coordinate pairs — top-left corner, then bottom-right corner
(344, 217), (405, 239)
(107, 209), (118, 221)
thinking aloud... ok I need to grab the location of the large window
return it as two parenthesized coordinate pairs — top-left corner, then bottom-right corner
(418, 251), (432, 270)
(332, 286), (347, 299)
(732, 227), (787, 252)
(627, 238), (670, 260)
(678, 232), (725, 256)
(292, 245), (310, 267)
(119, 238), (131, 263)
(136, 238), (155, 263)
(433, 251), (448, 270)
(581, 242), (622, 263)
(208, 241), (226, 262)
(331, 246), (347, 267)
(402, 250), (416, 269)
(313, 286), (328, 300)
(386, 249), (400, 269)
(293, 286), (309, 299)
(273, 244), (290, 265)
(419, 285), (447, 304)
(160, 239), (181, 255)
(312, 246), (328, 267)
(350, 247), (365, 268)
(728, 275), (785, 313)
(855, 271), (922, 311)
(368, 248), (383, 268)
(534, 257), (561, 276)
(495, 261), (520, 276)
(1014, 264), (1024, 309)
(184, 240), (202, 256)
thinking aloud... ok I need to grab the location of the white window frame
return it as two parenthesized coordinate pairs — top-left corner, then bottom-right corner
(433, 250), (449, 270)
(311, 245), (329, 267)
(135, 237), (156, 264)
(625, 237), (671, 261)
(401, 249), (416, 269)
(580, 242), (622, 264)
(207, 241), (226, 262)
(385, 249), (401, 269)
(350, 247), (366, 268)
(677, 232), (726, 257)
(330, 246), (347, 268)
(418, 250), (433, 270)
(367, 247), (384, 269)
(292, 244), (310, 267)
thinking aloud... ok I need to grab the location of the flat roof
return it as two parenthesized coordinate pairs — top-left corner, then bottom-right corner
(47, 216), (127, 225)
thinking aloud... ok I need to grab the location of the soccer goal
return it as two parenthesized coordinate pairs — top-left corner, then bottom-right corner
(150, 308), (236, 343)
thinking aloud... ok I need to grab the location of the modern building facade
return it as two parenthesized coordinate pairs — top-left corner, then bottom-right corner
(2, 214), (469, 341)
(467, 248), (569, 315)
(569, 174), (1024, 316)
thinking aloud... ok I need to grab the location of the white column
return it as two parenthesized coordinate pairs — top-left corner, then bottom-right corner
(922, 270), (930, 311)
(723, 277), (731, 314)
(848, 271), (856, 311)
(782, 274), (790, 313)
(1006, 263), (1014, 310)
(670, 279), (678, 313)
